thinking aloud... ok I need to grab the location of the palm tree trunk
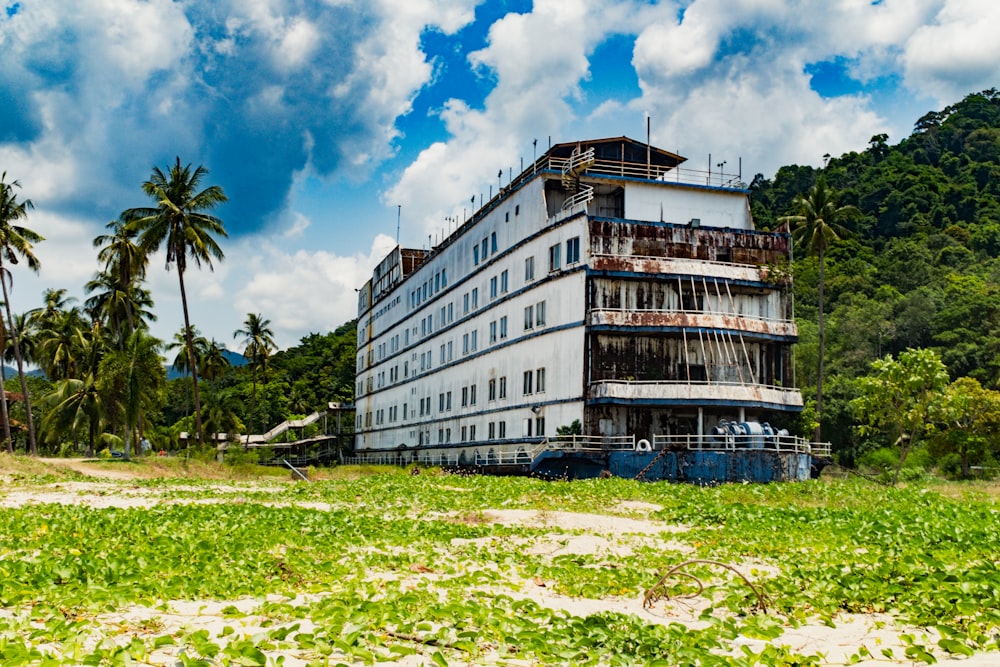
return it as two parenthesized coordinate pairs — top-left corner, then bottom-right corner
(0, 347), (11, 453)
(0, 267), (35, 454)
(177, 269), (205, 448)
(815, 248), (826, 444)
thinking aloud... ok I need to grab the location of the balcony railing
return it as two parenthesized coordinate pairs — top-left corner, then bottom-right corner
(588, 307), (796, 337)
(589, 379), (803, 408)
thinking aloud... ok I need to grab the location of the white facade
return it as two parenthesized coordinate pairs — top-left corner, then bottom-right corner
(354, 138), (801, 464)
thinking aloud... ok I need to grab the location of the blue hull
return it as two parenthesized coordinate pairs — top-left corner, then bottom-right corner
(532, 449), (817, 483)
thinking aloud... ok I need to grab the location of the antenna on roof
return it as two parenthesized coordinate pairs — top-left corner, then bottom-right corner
(396, 205), (401, 244)
(533, 139), (538, 173)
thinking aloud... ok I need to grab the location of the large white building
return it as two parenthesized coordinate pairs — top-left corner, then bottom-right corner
(354, 137), (802, 467)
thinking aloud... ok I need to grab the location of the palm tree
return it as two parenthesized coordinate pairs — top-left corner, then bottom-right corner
(84, 270), (157, 341)
(36, 307), (89, 381)
(0, 172), (44, 455)
(201, 339), (232, 383)
(98, 329), (164, 458)
(202, 385), (244, 446)
(779, 176), (859, 442)
(124, 158), (228, 447)
(39, 329), (108, 457)
(233, 313), (276, 434)
(92, 217), (150, 339)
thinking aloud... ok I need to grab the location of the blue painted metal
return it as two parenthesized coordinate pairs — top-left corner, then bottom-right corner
(532, 448), (818, 483)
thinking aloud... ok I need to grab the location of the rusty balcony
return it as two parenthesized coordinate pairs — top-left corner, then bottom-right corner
(589, 379), (804, 409)
(588, 308), (797, 338)
(590, 253), (787, 284)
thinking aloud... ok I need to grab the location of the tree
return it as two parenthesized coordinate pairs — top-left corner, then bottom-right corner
(38, 324), (108, 456)
(0, 172), (44, 455)
(780, 176), (860, 442)
(852, 348), (950, 485)
(98, 329), (165, 458)
(92, 217), (150, 341)
(201, 339), (231, 383)
(124, 158), (228, 447)
(233, 313), (276, 433)
(929, 377), (1000, 478)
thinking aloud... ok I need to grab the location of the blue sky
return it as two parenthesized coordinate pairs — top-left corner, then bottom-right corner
(1, 0), (998, 350)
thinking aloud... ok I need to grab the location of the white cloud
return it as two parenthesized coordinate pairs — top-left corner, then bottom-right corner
(384, 0), (636, 242)
(902, 0), (1000, 103)
(229, 234), (397, 347)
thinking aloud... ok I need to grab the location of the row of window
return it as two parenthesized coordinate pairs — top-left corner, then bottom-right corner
(410, 268), (449, 310)
(360, 369), (544, 428)
(362, 236), (580, 372)
(408, 416), (546, 446)
(358, 301), (547, 397)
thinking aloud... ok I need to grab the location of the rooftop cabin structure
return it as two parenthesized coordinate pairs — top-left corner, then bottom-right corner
(354, 137), (804, 472)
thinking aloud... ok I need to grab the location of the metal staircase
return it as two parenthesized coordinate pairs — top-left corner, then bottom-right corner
(561, 146), (595, 211)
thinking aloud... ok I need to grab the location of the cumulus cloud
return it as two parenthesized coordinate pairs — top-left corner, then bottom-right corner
(385, 0), (639, 241)
(228, 234), (398, 348)
(902, 0), (1000, 103)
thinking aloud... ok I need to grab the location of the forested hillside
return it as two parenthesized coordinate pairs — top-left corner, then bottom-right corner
(750, 89), (1000, 465)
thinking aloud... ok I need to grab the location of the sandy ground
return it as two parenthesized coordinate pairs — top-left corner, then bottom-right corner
(2, 461), (997, 665)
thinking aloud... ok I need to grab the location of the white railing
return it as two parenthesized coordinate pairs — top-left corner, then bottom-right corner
(652, 433), (830, 455)
(548, 156), (744, 189)
(561, 183), (594, 211)
(590, 380), (803, 408)
(543, 434), (636, 452)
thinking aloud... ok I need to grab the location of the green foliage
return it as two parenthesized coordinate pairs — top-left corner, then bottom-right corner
(1, 474), (999, 665)
(852, 348), (950, 484)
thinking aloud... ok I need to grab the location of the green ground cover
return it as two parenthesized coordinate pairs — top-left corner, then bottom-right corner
(0, 468), (998, 665)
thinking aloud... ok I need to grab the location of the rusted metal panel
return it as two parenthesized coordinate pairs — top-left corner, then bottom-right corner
(588, 219), (789, 267)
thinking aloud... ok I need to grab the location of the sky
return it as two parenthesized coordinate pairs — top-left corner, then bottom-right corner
(1, 0), (999, 352)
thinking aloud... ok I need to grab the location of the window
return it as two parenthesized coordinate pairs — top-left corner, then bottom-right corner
(489, 422), (496, 439)
(523, 418), (533, 437)
(535, 417), (546, 437)
(470, 424), (476, 440)
(491, 232), (497, 253)
(470, 384), (477, 405)
(447, 302), (453, 322)
(525, 256), (535, 281)
(536, 368), (546, 393)
(461, 426), (467, 442)
(501, 270), (508, 293)
(435, 272), (441, 292)
(440, 344), (445, 365)
(549, 243), (561, 272)
(499, 421), (506, 438)
(481, 238), (488, 261)
(461, 387), (468, 407)
(471, 330), (478, 351)
(472, 288), (479, 309)
(438, 428), (444, 444)
(463, 333), (469, 355)
(500, 316), (508, 339)
(523, 370), (533, 395)
(446, 391), (452, 411)
(524, 305), (534, 330)
(489, 321), (497, 343)
(446, 428), (451, 443)
(488, 379), (497, 401)
(490, 276), (498, 299)
(439, 393), (445, 412)
(463, 292), (469, 314)
(403, 403), (407, 419)
(566, 236), (580, 264)
(447, 341), (453, 361)
(499, 376), (507, 399)
(536, 300), (546, 327)
(515, 204), (520, 216)
(441, 268), (447, 288)
(474, 245), (480, 265)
